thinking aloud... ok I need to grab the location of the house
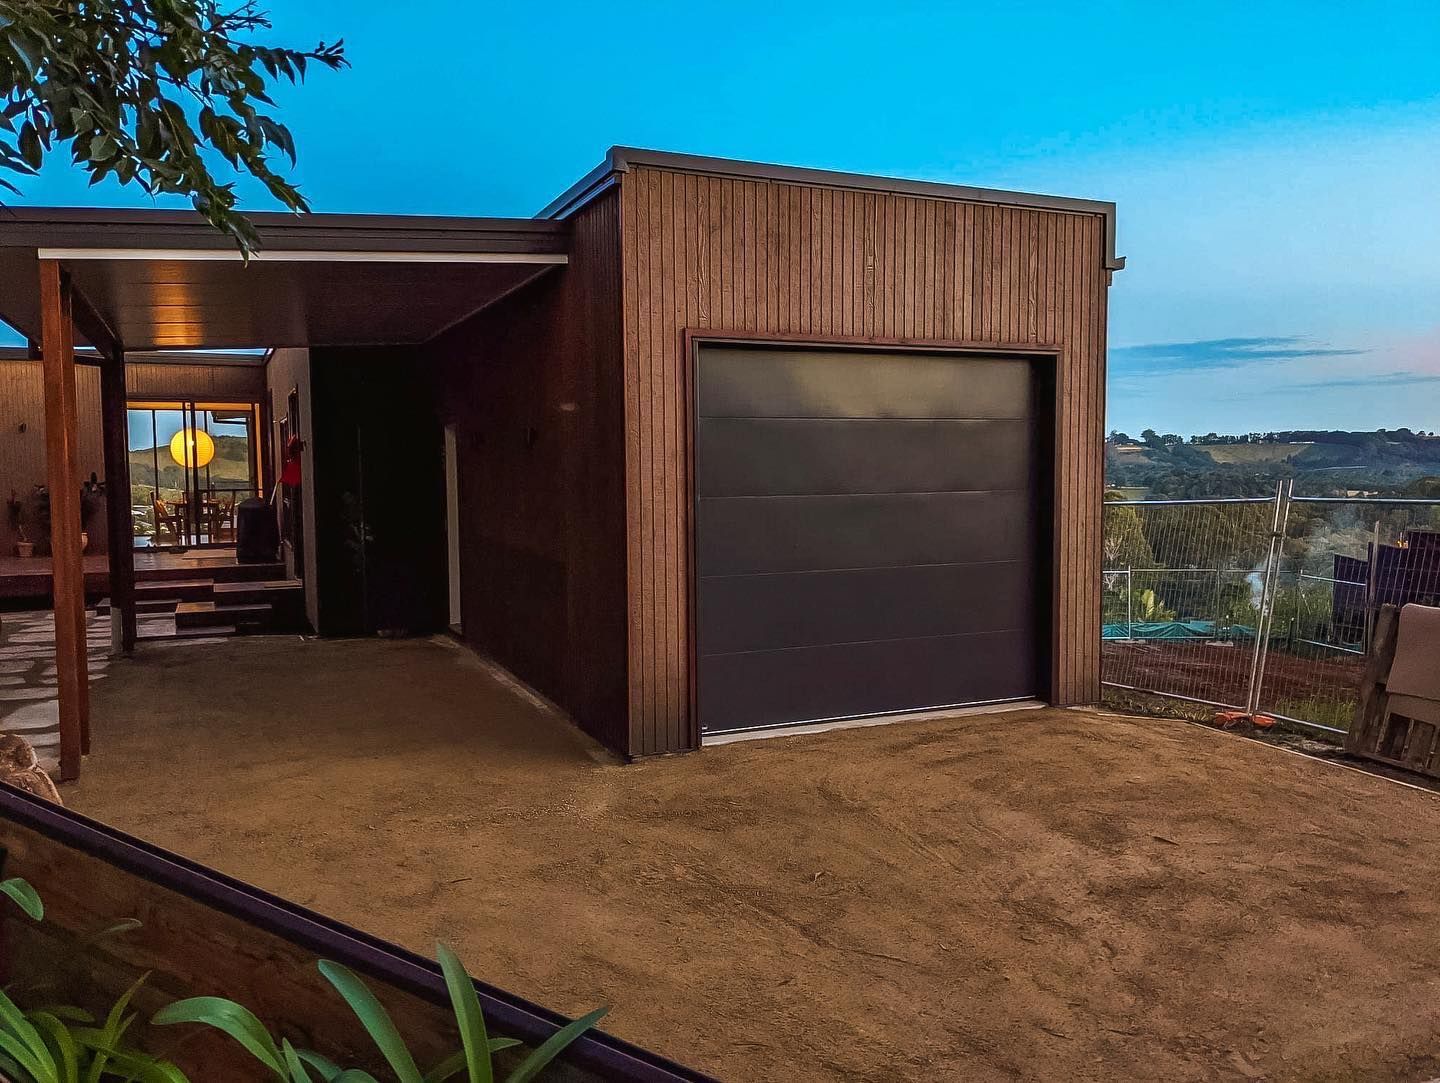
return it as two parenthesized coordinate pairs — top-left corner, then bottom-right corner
(0, 147), (1121, 774)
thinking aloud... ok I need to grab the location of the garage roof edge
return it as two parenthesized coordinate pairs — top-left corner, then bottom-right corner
(537, 146), (1125, 274)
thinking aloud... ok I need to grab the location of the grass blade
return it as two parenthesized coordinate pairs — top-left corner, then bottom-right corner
(435, 944), (490, 1083)
(502, 1007), (608, 1083)
(151, 997), (285, 1076)
(317, 961), (422, 1083)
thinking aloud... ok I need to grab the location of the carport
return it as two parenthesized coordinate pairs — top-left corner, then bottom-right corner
(0, 207), (569, 778)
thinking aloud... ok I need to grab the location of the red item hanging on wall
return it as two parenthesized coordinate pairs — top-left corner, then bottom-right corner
(280, 435), (304, 486)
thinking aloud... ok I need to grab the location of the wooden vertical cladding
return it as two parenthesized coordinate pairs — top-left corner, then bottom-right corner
(426, 192), (628, 752)
(0, 360), (106, 556)
(617, 165), (1110, 755)
(125, 360), (265, 402)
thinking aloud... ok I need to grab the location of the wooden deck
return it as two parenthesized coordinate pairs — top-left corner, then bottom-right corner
(0, 548), (250, 599)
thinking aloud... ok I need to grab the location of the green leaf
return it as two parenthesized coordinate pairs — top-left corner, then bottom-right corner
(28, 1011), (79, 1083)
(502, 1008), (608, 1083)
(423, 1043), (519, 1083)
(0, 1047), (27, 1082)
(7, 33), (40, 78)
(317, 962), (422, 1083)
(0, 877), (43, 921)
(0, 985), (54, 1081)
(81, 918), (144, 947)
(436, 944), (490, 1083)
(81, 974), (147, 1083)
(32, 1007), (93, 1025)
(282, 1039), (316, 1083)
(17, 120), (41, 168)
(151, 997), (284, 1076)
(0, 1026), (53, 1083)
(295, 1049), (343, 1081)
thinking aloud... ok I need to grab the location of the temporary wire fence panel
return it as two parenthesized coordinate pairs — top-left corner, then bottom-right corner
(1102, 494), (1440, 735)
(1258, 498), (1440, 733)
(1101, 497), (1278, 711)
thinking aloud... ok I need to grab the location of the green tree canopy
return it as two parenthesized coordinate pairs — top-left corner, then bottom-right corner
(0, 1), (345, 253)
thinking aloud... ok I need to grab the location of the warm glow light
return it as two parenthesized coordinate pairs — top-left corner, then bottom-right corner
(169, 427), (215, 469)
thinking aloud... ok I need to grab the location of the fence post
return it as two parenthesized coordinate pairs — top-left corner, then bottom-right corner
(1246, 480), (1293, 716)
(1125, 566), (1133, 638)
(1363, 519), (1380, 655)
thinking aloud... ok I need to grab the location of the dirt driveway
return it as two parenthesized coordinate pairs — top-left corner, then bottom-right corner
(70, 636), (1440, 1081)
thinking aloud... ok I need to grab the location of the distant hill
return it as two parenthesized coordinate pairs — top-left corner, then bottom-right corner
(129, 434), (253, 495)
(1203, 443), (1310, 465)
(1107, 428), (1440, 499)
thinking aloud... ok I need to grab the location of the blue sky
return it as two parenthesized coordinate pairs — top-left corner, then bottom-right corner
(8, 1), (1439, 436)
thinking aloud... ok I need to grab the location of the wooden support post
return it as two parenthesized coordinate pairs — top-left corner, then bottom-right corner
(99, 351), (137, 653)
(39, 260), (90, 779)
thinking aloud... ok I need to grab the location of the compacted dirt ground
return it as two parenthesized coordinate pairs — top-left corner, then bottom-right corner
(69, 636), (1440, 1082)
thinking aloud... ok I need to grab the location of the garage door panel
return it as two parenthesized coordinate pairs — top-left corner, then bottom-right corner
(697, 490), (1035, 577)
(694, 345), (1046, 736)
(696, 417), (1035, 497)
(698, 630), (1037, 734)
(697, 348), (1035, 419)
(698, 561), (1035, 655)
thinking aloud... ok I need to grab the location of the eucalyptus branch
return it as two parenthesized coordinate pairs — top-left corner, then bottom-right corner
(0, 0), (346, 255)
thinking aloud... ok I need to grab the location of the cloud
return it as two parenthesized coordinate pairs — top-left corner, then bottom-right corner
(1286, 371), (1440, 393)
(1110, 336), (1368, 376)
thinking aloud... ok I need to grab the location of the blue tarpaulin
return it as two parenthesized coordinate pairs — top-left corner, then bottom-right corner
(1103, 621), (1258, 641)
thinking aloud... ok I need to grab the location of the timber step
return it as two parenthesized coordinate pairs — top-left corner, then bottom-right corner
(98, 569), (304, 638)
(211, 579), (303, 604)
(135, 578), (217, 603)
(175, 600), (272, 633)
(138, 623), (236, 641)
(135, 561), (285, 585)
(95, 596), (180, 616)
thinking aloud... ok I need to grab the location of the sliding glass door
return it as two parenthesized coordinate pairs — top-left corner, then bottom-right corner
(127, 401), (262, 549)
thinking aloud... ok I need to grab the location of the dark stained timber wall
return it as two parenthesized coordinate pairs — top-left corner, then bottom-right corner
(617, 165), (1110, 755)
(426, 192), (628, 752)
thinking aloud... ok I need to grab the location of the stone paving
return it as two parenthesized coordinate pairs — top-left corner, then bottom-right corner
(0, 609), (111, 774)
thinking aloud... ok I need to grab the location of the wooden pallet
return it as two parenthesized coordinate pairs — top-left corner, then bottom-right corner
(1346, 604), (1440, 779)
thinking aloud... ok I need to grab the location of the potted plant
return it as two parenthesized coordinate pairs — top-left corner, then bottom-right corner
(5, 489), (33, 558)
(80, 473), (106, 552)
(28, 477), (106, 554)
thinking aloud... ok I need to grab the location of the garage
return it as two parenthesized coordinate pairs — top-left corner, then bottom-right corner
(694, 345), (1049, 737)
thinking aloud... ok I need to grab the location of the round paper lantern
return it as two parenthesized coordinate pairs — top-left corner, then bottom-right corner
(169, 427), (215, 469)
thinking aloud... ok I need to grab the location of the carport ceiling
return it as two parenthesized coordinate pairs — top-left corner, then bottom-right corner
(0, 207), (569, 351)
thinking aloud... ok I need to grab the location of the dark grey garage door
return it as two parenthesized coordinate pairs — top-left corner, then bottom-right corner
(695, 346), (1045, 736)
